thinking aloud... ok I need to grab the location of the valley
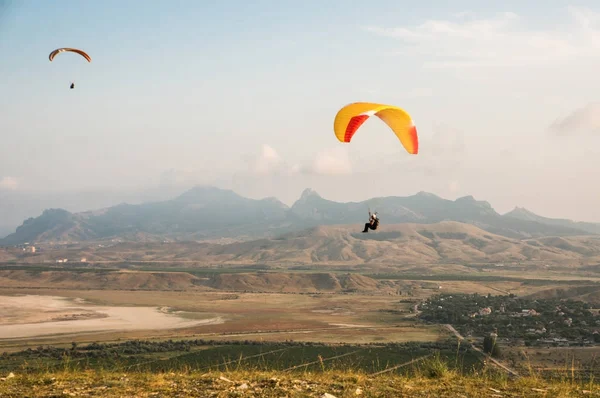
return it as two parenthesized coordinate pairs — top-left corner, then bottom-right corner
(2, 188), (600, 381)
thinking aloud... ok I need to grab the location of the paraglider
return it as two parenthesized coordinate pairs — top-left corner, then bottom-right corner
(48, 48), (91, 89)
(362, 210), (379, 233)
(48, 48), (92, 62)
(333, 102), (419, 154)
(334, 102), (418, 233)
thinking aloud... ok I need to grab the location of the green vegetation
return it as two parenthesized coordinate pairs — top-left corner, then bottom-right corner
(419, 294), (600, 346)
(482, 334), (501, 357)
(0, 340), (479, 375)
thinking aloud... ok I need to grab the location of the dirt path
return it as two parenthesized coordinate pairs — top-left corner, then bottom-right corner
(443, 324), (520, 377)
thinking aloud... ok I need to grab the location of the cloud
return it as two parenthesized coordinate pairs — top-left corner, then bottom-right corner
(364, 7), (600, 68)
(251, 144), (286, 175)
(306, 147), (353, 176)
(549, 103), (600, 135)
(242, 145), (353, 177)
(398, 123), (466, 176)
(0, 176), (18, 191)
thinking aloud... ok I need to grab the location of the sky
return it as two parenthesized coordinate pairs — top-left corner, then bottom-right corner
(1, 0), (600, 232)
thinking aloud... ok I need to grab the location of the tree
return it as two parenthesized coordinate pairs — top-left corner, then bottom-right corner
(483, 334), (501, 358)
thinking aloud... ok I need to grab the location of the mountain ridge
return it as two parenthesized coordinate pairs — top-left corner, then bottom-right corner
(504, 206), (600, 235)
(1, 185), (598, 246)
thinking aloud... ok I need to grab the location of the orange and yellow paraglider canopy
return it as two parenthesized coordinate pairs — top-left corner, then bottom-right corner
(48, 48), (92, 63)
(333, 102), (418, 154)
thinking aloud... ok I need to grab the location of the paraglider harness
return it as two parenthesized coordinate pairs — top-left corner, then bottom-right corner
(371, 215), (380, 229)
(362, 209), (380, 233)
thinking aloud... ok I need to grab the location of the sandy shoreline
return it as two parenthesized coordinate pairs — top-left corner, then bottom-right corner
(0, 294), (224, 339)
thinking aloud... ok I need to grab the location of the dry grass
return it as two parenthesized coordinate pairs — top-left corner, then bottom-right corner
(0, 270), (591, 352)
(505, 346), (600, 374)
(0, 288), (442, 352)
(0, 366), (597, 397)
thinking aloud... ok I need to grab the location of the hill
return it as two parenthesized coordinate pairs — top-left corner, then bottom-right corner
(1, 186), (597, 246)
(505, 206), (600, 235)
(8, 222), (600, 266)
(204, 272), (381, 293)
(0, 269), (207, 291)
(0, 269), (388, 293)
(195, 222), (600, 266)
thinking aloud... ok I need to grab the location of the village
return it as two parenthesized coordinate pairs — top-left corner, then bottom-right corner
(418, 293), (600, 347)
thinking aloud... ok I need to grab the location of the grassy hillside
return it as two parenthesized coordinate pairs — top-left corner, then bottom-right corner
(0, 337), (595, 396)
(0, 364), (595, 397)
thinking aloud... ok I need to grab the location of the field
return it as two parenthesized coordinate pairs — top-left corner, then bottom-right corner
(1, 263), (599, 348)
(0, 286), (445, 353)
(3, 255), (600, 390)
(504, 346), (600, 378)
(0, 340), (479, 375)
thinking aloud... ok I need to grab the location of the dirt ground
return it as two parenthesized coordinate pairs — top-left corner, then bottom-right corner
(0, 272), (578, 352)
(0, 294), (223, 341)
(0, 288), (444, 351)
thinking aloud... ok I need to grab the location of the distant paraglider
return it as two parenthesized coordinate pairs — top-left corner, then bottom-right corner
(48, 48), (92, 62)
(333, 102), (419, 155)
(49, 48), (91, 89)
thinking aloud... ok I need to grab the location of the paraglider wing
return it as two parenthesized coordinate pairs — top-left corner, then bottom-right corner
(333, 102), (418, 154)
(48, 48), (92, 62)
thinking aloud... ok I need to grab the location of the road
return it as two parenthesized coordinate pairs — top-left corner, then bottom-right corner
(412, 302), (518, 376)
(444, 324), (520, 377)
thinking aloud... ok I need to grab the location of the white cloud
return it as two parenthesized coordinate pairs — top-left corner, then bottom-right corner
(364, 7), (600, 68)
(308, 147), (353, 176)
(549, 103), (600, 135)
(0, 176), (18, 191)
(389, 123), (466, 177)
(242, 145), (353, 177)
(252, 144), (285, 175)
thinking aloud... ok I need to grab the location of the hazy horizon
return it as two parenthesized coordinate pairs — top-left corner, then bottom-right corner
(2, 0), (600, 234)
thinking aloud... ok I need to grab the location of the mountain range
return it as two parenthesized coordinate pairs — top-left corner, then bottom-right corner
(1, 186), (599, 246)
